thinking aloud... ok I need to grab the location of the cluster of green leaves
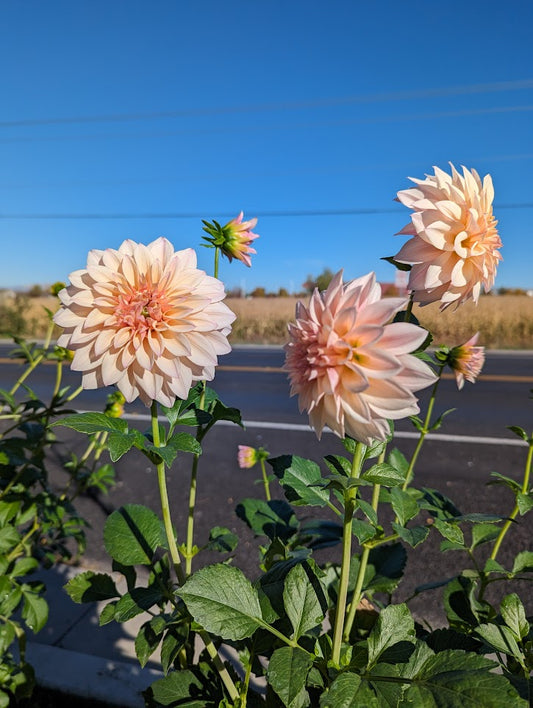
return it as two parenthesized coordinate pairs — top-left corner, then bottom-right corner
(0, 335), (119, 705)
(64, 397), (532, 706)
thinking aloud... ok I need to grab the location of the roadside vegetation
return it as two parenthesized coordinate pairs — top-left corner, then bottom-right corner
(1, 292), (532, 348)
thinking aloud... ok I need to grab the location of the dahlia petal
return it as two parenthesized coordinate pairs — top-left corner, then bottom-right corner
(378, 322), (429, 354)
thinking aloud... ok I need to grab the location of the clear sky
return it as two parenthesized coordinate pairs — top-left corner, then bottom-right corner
(1, 1), (532, 294)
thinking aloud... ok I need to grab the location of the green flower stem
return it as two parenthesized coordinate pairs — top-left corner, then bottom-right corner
(197, 629), (240, 701)
(257, 618), (312, 653)
(185, 382), (207, 577)
(9, 320), (55, 396)
(331, 441), (365, 666)
(7, 518), (39, 562)
(490, 437), (533, 562)
(52, 360), (63, 398)
(65, 384), (84, 402)
(214, 246), (220, 279)
(343, 480), (381, 641)
(260, 458), (271, 501)
(402, 363), (445, 490)
(150, 402), (186, 585)
(150, 402), (240, 702)
(185, 454), (199, 577)
(240, 650), (253, 707)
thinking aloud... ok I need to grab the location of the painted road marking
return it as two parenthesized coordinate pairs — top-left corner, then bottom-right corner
(114, 411), (528, 447)
(1, 357), (531, 383)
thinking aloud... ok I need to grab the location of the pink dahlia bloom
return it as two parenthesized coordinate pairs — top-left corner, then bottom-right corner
(284, 271), (437, 445)
(394, 164), (502, 310)
(238, 445), (259, 469)
(53, 238), (235, 407)
(221, 212), (259, 267)
(448, 332), (485, 390)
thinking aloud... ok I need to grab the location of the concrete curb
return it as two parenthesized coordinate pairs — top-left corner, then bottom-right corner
(27, 642), (163, 707)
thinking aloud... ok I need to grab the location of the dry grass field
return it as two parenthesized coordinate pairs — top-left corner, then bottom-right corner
(1, 293), (532, 349)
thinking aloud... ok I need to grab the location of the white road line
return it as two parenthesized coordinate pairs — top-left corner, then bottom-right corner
(117, 412), (527, 447)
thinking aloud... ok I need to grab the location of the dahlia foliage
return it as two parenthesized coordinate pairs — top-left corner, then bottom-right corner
(54, 237), (235, 407)
(394, 164), (502, 310)
(284, 271), (436, 444)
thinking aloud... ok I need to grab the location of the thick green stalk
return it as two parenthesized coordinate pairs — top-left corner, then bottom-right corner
(151, 402), (239, 702)
(260, 458), (271, 501)
(331, 442), (365, 665)
(402, 364), (445, 490)
(185, 383), (207, 576)
(490, 438), (533, 562)
(9, 320), (55, 396)
(214, 246), (220, 279)
(151, 402), (186, 585)
(343, 480), (381, 641)
(185, 454), (199, 576)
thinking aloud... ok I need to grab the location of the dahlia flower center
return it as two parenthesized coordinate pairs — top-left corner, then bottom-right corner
(115, 282), (170, 334)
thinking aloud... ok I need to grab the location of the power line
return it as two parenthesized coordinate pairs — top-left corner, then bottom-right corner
(2, 104), (533, 144)
(0, 203), (531, 220)
(2, 79), (533, 128)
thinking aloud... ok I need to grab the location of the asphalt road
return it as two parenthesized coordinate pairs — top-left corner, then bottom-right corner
(1, 342), (532, 626)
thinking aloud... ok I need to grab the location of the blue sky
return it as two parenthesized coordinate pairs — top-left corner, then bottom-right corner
(1, 1), (532, 294)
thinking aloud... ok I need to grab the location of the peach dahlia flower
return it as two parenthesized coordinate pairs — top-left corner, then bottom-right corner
(53, 238), (235, 407)
(448, 332), (485, 390)
(394, 164), (502, 310)
(284, 271), (437, 445)
(220, 212), (259, 267)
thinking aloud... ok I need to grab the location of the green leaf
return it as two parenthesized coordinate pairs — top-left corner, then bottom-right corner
(147, 669), (212, 707)
(99, 602), (117, 626)
(160, 626), (189, 675)
(382, 255), (412, 272)
(483, 558), (506, 574)
(517, 492), (533, 515)
(390, 488), (419, 526)
(114, 586), (163, 622)
(284, 563), (327, 639)
(236, 498), (298, 541)
(388, 448), (409, 478)
(365, 543), (408, 595)
(65, 571), (119, 603)
(358, 499), (379, 526)
(135, 617), (166, 668)
(402, 649), (528, 707)
(507, 425), (529, 442)
(269, 455), (330, 506)
(363, 462), (405, 487)
(266, 646), (313, 708)
(500, 594), (529, 640)
(103, 504), (165, 566)
(206, 526), (238, 553)
(106, 432), (137, 462)
(21, 590), (48, 633)
(352, 519), (377, 544)
(487, 472), (521, 492)
(512, 551), (533, 574)
(321, 673), (380, 707)
(471, 523), (500, 549)
(0, 526), (20, 553)
(324, 455), (352, 477)
(52, 412), (128, 435)
(0, 623), (15, 655)
(429, 407), (456, 432)
(420, 488), (461, 519)
(367, 603), (415, 667)
(11, 557), (38, 578)
(475, 623), (524, 661)
(432, 518), (465, 546)
(364, 438), (389, 462)
(178, 564), (262, 641)
(392, 523), (429, 547)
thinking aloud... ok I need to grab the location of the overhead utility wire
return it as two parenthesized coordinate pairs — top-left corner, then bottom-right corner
(2, 78), (533, 128)
(0, 203), (531, 220)
(2, 105), (533, 144)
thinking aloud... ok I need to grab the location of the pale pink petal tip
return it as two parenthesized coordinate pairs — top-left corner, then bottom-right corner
(53, 238), (235, 407)
(284, 270), (437, 445)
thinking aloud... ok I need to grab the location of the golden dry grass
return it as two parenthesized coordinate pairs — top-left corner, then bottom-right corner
(3, 294), (532, 349)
